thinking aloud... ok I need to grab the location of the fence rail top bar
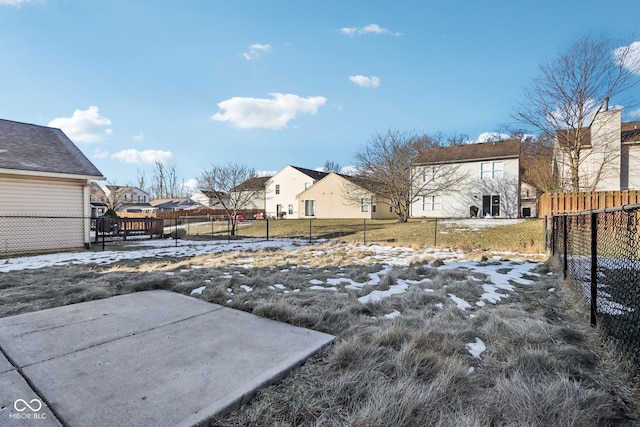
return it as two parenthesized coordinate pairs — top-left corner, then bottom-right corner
(555, 203), (640, 217)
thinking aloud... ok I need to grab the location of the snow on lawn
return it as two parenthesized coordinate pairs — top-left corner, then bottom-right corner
(466, 337), (486, 359)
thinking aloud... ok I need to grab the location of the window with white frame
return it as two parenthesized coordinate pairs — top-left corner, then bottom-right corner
(275, 184), (280, 194)
(422, 166), (436, 183)
(480, 161), (503, 179)
(304, 200), (315, 217)
(288, 204), (293, 215)
(361, 197), (370, 212)
(422, 195), (441, 211)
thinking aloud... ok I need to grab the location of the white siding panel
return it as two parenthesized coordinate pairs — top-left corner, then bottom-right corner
(0, 176), (87, 253)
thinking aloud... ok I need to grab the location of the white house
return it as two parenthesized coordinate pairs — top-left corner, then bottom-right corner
(190, 190), (228, 208)
(0, 118), (105, 253)
(411, 140), (522, 218)
(265, 166), (328, 219)
(103, 185), (153, 212)
(553, 108), (640, 191)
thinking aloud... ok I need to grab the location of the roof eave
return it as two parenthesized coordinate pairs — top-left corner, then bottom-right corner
(413, 154), (520, 166)
(0, 168), (106, 181)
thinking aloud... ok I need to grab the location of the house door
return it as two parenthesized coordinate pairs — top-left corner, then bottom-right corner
(482, 195), (500, 217)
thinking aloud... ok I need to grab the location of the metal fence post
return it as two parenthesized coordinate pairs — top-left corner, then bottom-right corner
(175, 218), (178, 247)
(309, 218), (312, 243)
(563, 215), (568, 279)
(434, 218), (438, 247)
(266, 217), (269, 241)
(590, 211), (598, 327)
(363, 218), (366, 245)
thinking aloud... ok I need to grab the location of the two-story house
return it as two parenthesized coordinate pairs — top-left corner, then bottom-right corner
(103, 185), (153, 212)
(265, 166), (328, 219)
(411, 139), (522, 218)
(553, 107), (640, 191)
(230, 176), (271, 211)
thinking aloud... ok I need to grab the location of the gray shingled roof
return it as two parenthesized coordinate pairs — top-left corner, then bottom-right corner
(291, 166), (328, 181)
(413, 139), (521, 165)
(0, 118), (105, 178)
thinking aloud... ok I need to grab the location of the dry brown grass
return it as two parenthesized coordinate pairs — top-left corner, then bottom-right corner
(0, 242), (637, 426)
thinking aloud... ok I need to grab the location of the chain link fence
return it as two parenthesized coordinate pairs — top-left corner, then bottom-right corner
(174, 216), (545, 253)
(1, 215), (545, 255)
(552, 204), (640, 371)
(0, 216), (165, 255)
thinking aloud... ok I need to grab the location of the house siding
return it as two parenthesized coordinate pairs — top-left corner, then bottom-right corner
(296, 173), (398, 219)
(0, 174), (89, 253)
(411, 158), (520, 218)
(266, 166), (319, 219)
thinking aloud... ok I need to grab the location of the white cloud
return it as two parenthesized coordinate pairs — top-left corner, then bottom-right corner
(243, 43), (272, 60)
(613, 41), (640, 75)
(111, 149), (173, 164)
(628, 108), (640, 118)
(48, 106), (113, 143)
(0, 0), (32, 6)
(93, 149), (109, 159)
(133, 132), (144, 142)
(340, 24), (401, 37)
(182, 178), (199, 192)
(211, 93), (327, 130)
(475, 132), (511, 143)
(349, 75), (380, 88)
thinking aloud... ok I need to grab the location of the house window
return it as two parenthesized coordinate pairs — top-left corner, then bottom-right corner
(304, 182), (311, 189)
(371, 197), (377, 213)
(361, 198), (370, 212)
(480, 161), (503, 179)
(422, 166), (435, 183)
(422, 195), (441, 211)
(389, 204), (394, 213)
(288, 204), (293, 215)
(275, 184), (280, 195)
(304, 200), (315, 217)
(482, 195), (500, 216)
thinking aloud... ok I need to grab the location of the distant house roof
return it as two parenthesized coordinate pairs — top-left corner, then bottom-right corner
(555, 120), (640, 147)
(291, 166), (328, 181)
(198, 190), (228, 198)
(0, 118), (105, 179)
(339, 174), (384, 195)
(150, 198), (198, 210)
(231, 176), (271, 192)
(621, 121), (640, 143)
(413, 139), (521, 165)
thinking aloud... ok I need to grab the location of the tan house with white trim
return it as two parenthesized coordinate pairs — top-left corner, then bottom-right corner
(296, 173), (398, 219)
(0, 118), (105, 254)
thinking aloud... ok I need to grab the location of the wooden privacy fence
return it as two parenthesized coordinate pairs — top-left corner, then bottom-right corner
(157, 209), (265, 220)
(539, 190), (640, 217)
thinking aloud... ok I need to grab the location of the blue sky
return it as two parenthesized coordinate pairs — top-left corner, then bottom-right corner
(1, 0), (640, 189)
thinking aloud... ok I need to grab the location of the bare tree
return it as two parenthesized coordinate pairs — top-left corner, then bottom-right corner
(519, 133), (561, 194)
(150, 161), (182, 198)
(101, 183), (127, 212)
(354, 129), (466, 222)
(136, 169), (147, 194)
(198, 163), (259, 236)
(323, 160), (342, 173)
(512, 34), (640, 191)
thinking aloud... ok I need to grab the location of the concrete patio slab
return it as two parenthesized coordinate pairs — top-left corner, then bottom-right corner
(0, 291), (334, 427)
